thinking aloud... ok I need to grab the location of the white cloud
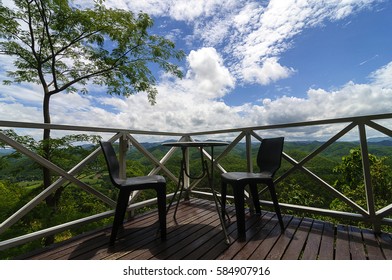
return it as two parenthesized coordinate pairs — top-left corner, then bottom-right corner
(0, 102), (41, 122)
(241, 57), (295, 85)
(99, 0), (234, 21)
(233, 2), (264, 34)
(83, 48), (245, 135)
(168, 0), (224, 22)
(369, 61), (392, 88)
(185, 48), (235, 99)
(78, 0), (382, 87)
(246, 67), (392, 130)
(71, 60), (392, 135)
(1, 60), (392, 141)
(228, 0), (381, 85)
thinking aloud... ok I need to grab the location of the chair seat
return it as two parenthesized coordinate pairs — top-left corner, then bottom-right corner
(116, 175), (166, 188)
(221, 171), (273, 182)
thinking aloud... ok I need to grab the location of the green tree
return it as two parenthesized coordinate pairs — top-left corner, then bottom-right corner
(0, 0), (184, 244)
(0, 181), (22, 221)
(0, 130), (108, 246)
(331, 148), (392, 212)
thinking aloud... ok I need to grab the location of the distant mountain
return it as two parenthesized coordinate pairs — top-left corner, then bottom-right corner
(0, 148), (14, 155)
(367, 137), (392, 143)
(368, 140), (392, 147)
(1, 137), (391, 156)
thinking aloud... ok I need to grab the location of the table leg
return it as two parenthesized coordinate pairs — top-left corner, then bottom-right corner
(166, 148), (186, 221)
(206, 146), (231, 244)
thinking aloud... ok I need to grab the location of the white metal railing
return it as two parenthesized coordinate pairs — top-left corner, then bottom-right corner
(1, 113), (392, 251)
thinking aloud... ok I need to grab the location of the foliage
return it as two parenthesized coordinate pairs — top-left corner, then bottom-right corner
(0, 130), (109, 258)
(331, 147), (392, 212)
(0, 0), (185, 103)
(277, 177), (327, 208)
(0, 129), (102, 172)
(0, 180), (24, 221)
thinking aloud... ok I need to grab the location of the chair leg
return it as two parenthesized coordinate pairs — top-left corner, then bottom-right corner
(221, 181), (227, 219)
(233, 184), (246, 238)
(156, 185), (167, 240)
(249, 183), (261, 215)
(267, 182), (284, 231)
(110, 189), (131, 245)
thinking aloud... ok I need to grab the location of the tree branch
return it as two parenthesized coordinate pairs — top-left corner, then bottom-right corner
(26, 0), (47, 91)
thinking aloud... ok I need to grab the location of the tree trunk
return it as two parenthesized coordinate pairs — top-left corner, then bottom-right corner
(43, 93), (52, 195)
(42, 93), (52, 188)
(42, 92), (62, 246)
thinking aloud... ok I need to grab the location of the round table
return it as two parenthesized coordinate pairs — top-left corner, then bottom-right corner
(162, 141), (230, 244)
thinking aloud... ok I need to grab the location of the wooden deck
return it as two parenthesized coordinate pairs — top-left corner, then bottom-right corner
(20, 198), (392, 260)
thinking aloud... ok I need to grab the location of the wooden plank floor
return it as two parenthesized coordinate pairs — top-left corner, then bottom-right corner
(20, 198), (392, 260)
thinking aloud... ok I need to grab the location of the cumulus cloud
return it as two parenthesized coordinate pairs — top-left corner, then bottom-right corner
(251, 82), (392, 125)
(185, 48), (235, 99)
(95, 47), (241, 132)
(1, 59), (392, 140)
(241, 57), (295, 85)
(242, 61), (392, 139)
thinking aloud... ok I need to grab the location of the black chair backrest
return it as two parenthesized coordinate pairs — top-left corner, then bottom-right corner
(257, 137), (284, 176)
(100, 141), (121, 187)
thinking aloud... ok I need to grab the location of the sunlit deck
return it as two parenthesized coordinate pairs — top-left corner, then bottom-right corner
(19, 198), (392, 260)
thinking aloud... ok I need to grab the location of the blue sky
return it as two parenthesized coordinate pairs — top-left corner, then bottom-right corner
(1, 0), (392, 140)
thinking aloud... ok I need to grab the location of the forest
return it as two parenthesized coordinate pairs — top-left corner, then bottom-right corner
(1, 133), (392, 259)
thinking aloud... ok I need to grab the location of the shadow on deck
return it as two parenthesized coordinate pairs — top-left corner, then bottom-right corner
(19, 198), (392, 260)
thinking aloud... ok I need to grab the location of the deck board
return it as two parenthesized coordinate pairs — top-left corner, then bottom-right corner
(378, 232), (392, 259)
(229, 212), (276, 260)
(317, 221), (335, 260)
(301, 220), (324, 260)
(335, 224), (350, 260)
(19, 198), (392, 260)
(247, 215), (293, 260)
(349, 225), (367, 260)
(264, 215), (299, 260)
(281, 217), (313, 260)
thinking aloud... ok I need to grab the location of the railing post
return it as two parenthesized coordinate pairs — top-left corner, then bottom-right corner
(358, 122), (378, 231)
(119, 134), (128, 180)
(245, 131), (253, 172)
(183, 135), (191, 200)
(119, 134), (134, 218)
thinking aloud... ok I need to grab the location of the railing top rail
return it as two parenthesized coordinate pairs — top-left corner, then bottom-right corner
(187, 113), (392, 136)
(0, 120), (183, 137)
(1, 112), (392, 137)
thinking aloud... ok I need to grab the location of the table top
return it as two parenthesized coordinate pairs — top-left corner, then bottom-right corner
(162, 141), (229, 148)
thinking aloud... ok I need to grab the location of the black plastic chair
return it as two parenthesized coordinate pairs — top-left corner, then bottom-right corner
(221, 137), (285, 238)
(100, 141), (166, 245)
